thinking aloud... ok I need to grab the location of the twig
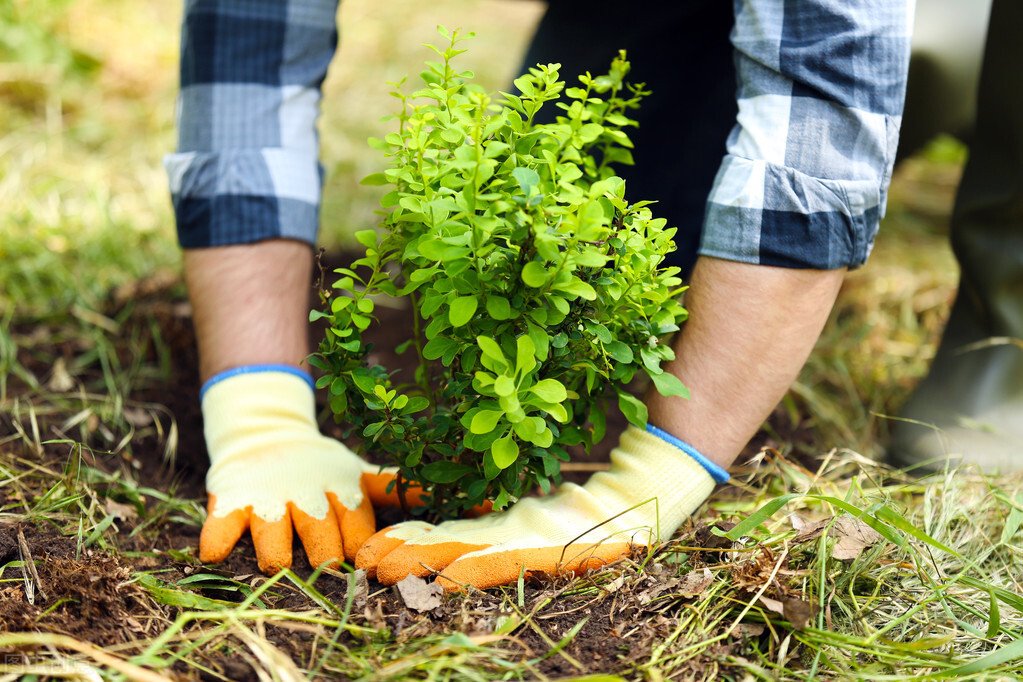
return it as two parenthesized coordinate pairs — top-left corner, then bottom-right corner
(17, 526), (46, 604)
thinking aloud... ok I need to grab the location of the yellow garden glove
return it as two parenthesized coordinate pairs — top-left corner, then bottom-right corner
(198, 366), (422, 574)
(355, 425), (729, 591)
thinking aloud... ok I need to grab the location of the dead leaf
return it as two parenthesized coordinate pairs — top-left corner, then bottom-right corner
(637, 577), (680, 604)
(122, 407), (153, 428)
(792, 516), (883, 560)
(734, 622), (766, 638)
(782, 597), (814, 630)
(103, 499), (138, 522)
(364, 600), (387, 629)
(47, 357), (75, 392)
(17, 527), (47, 604)
(603, 575), (626, 594)
(395, 575), (444, 612)
(758, 595), (785, 617)
(831, 518), (883, 560)
(754, 595), (813, 629)
(677, 567), (713, 596)
(348, 568), (368, 608)
(791, 517), (833, 544)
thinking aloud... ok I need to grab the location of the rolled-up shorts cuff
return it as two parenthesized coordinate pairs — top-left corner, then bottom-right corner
(698, 154), (885, 270)
(165, 149), (321, 248)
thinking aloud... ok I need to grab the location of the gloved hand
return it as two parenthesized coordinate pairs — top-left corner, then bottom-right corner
(356, 425), (729, 591)
(198, 365), (422, 574)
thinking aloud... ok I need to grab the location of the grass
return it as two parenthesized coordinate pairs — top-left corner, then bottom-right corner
(4, 0), (1023, 680)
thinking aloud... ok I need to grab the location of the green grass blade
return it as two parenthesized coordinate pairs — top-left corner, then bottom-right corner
(927, 636), (1023, 679)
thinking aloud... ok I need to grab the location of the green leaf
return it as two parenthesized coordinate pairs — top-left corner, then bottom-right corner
(360, 172), (389, 186)
(531, 425), (554, 448)
(617, 391), (647, 427)
(921, 633), (1023, 679)
(494, 375), (516, 397)
(640, 346), (663, 374)
(483, 451), (501, 480)
(423, 336), (456, 360)
(587, 321), (613, 343)
(521, 261), (548, 288)
(354, 229), (378, 248)
(402, 396), (430, 414)
(486, 295), (512, 320)
(555, 277), (596, 300)
(649, 371), (689, 398)
(986, 590), (1001, 639)
(477, 336), (507, 366)
(516, 335), (536, 374)
(716, 495), (798, 541)
(470, 409), (504, 434)
(351, 370), (377, 395)
(491, 435), (519, 470)
(605, 341), (634, 364)
(527, 322), (550, 361)
(541, 402), (568, 423)
(512, 166), (540, 196)
(512, 417), (538, 441)
(449, 296), (478, 327)
(530, 378), (567, 403)
(421, 461), (473, 484)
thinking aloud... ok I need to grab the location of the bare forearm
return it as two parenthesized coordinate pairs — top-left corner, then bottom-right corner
(646, 256), (845, 469)
(183, 240), (313, 382)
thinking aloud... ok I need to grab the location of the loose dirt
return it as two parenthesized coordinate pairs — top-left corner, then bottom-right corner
(0, 251), (814, 679)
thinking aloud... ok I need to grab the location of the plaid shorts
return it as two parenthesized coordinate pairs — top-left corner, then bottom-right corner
(165, 0), (913, 270)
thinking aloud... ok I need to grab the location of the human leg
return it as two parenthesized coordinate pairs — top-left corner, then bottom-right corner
(183, 240), (313, 382)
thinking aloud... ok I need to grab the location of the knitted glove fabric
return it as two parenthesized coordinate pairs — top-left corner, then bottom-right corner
(356, 425), (728, 591)
(199, 366), (420, 573)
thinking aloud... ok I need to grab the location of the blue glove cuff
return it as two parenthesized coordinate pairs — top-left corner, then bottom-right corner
(646, 424), (730, 484)
(200, 364), (315, 401)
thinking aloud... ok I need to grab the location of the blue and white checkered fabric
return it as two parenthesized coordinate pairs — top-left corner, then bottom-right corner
(701, 0), (914, 270)
(165, 0), (913, 271)
(164, 0), (339, 248)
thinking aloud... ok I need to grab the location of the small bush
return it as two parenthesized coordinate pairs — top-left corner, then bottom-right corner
(313, 28), (688, 519)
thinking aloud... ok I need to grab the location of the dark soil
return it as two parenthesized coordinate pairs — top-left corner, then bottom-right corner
(0, 251), (815, 679)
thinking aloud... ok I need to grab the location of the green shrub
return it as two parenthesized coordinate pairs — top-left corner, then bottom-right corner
(313, 28), (688, 519)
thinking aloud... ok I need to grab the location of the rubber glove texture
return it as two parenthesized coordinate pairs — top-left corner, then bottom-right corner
(356, 425), (728, 591)
(199, 366), (419, 573)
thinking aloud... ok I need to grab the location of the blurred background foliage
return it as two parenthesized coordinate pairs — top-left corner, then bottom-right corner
(0, 0), (964, 457)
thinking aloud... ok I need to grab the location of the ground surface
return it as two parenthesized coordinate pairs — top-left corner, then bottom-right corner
(5, 0), (1023, 677)
(0, 253), (766, 680)
(4, 241), (1023, 680)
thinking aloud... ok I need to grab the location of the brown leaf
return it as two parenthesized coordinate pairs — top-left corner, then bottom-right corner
(395, 575), (444, 612)
(791, 517), (834, 544)
(348, 568), (369, 608)
(782, 597), (814, 630)
(103, 499), (138, 522)
(637, 577), (680, 604)
(694, 523), (735, 550)
(735, 622), (766, 638)
(756, 595), (814, 630)
(677, 567), (713, 596)
(831, 518), (883, 560)
(792, 516), (883, 560)
(47, 357), (75, 392)
(364, 600), (387, 629)
(758, 595), (785, 617)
